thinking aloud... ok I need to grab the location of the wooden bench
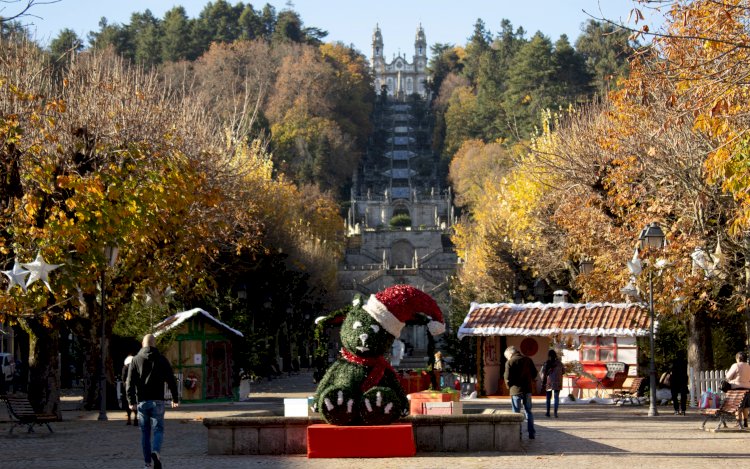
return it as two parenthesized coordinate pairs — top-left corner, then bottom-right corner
(701, 389), (750, 431)
(611, 377), (644, 405)
(1, 394), (56, 434)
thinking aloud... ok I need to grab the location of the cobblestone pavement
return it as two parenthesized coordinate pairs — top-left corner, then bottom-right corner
(2, 372), (749, 469)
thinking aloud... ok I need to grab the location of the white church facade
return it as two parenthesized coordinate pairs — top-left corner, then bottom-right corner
(371, 24), (429, 100)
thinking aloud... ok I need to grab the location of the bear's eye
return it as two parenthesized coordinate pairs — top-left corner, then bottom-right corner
(370, 324), (380, 333)
(352, 321), (362, 329)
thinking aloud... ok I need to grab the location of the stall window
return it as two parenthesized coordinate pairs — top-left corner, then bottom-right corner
(580, 336), (618, 362)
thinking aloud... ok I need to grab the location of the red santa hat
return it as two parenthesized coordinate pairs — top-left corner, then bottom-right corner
(362, 284), (445, 338)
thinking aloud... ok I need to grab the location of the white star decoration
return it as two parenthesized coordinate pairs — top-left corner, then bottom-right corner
(22, 252), (63, 292)
(626, 246), (642, 276)
(2, 260), (30, 293)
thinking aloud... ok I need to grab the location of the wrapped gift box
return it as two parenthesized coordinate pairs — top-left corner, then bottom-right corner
(423, 401), (463, 415)
(307, 424), (416, 458)
(408, 391), (460, 415)
(398, 371), (432, 394)
(284, 397), (317, 417)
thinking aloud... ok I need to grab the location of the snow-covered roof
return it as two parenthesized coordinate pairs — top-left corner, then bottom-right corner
(153, 308), (243, 338)
(457, 302), (651, 340)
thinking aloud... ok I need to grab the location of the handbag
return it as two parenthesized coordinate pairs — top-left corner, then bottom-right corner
(659, 371), (672, 388)
(700, 389), (719, 409)
(720, 379), (731, 393)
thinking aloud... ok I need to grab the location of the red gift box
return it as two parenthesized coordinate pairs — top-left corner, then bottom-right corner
(408, 390), (460, 415)
(307, 424), (416, 458)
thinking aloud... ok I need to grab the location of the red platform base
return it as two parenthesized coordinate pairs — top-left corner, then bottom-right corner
(307, 423), (416, 458)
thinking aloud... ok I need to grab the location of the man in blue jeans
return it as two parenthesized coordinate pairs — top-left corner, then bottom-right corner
(126, 334), (179, 469)
(504, 345), (538, 439)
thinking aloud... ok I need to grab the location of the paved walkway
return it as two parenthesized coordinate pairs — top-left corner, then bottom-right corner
(2, 372), (749, 468)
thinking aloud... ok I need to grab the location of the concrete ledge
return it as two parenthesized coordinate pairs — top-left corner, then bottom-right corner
(204, 412), (523, 454)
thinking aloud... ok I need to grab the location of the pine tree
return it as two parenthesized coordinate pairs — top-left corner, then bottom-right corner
(161, 6), (194, 62)
(574, 20), (633, 95)
(503, 32), (557, 136)
(49, 29), (83, 59)
(238, 4), (263, 40)
(129, 10), (162, 67)
(553, 34), (593, 103)
(462, 18), (491, 83)
(88, 17), (134, 61)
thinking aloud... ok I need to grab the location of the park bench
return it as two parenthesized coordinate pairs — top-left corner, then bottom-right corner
(701, 389), (750, 431)
(611, 376), (644, 406)
(1, 394), (56, 434)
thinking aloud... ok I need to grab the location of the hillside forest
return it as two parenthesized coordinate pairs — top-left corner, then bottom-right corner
(1, 0), (748, 410)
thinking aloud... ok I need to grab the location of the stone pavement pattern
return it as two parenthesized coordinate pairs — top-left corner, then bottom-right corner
(2, 372), (749, 468)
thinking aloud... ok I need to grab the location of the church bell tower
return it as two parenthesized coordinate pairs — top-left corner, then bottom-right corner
(372, 24), (384, 72)
(413, 25), (427, 96)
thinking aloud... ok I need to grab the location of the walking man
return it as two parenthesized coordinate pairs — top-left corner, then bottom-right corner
(126, 334), (179, 469)
(504, 345), (538, 439)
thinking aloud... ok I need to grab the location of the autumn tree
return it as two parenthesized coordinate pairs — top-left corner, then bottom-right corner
(0, 41), (269, 411)
(265, 43), (369, 193)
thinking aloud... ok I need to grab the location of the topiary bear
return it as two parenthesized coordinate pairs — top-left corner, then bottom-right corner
(313, 284), (445, 425)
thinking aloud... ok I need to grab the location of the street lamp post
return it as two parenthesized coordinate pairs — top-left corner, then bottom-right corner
(638, 222), (665, 417)
(98, 245), (119, 422)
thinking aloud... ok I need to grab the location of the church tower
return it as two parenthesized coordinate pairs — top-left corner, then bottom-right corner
(412, 25), (427, 97)
(414, 25), (427, 73)
(372, 24), (384, 73)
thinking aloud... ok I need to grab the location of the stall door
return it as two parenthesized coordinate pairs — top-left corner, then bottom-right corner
(206, 341), (232, 399)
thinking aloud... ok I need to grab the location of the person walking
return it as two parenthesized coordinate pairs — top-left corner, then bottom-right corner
(504, 345), (538, 439)
(126, 334), (179, 469)
(725, 351), (750, 427)
(669, 351), (689, 415)
(121, 354), (135, 425)
(540, 349), (564, 418)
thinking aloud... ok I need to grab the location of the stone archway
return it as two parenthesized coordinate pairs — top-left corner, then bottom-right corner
(392, 205), (410, 217)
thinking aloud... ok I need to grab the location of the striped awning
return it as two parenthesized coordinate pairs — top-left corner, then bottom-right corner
(457, 302), (651, 339)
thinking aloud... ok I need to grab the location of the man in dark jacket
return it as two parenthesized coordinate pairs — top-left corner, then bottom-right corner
(504, 345), (538, 439)
(670, 351), (689, 416)
(126, 334), (179, 469)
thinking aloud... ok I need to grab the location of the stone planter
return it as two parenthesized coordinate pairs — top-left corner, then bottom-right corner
(203, 412), (523, 455)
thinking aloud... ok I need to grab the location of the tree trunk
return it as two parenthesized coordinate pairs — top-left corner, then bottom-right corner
(745, 236), (750, 350)
(79, 290), (115, 411)
(19, 317), (61, 419)
(688, 309), (714, 374)
(71, 315), (97, 410)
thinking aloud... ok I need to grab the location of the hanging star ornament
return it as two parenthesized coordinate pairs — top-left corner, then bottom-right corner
(22, 252), (63, 292)
(2, 260), (30, 292)
(627, 246), (642, 276)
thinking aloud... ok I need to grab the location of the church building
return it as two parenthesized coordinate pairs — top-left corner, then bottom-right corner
(372, 24), (429, 100)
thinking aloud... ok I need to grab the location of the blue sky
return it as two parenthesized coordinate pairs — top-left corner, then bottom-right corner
(22, 0), (660, 55)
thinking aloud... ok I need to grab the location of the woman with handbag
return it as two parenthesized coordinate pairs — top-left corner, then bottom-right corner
(725, 351), (750, 427)
(540, 349), (564, 418)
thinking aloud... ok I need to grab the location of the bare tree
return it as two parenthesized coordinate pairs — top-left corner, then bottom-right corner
(0, 0), (59, 23)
